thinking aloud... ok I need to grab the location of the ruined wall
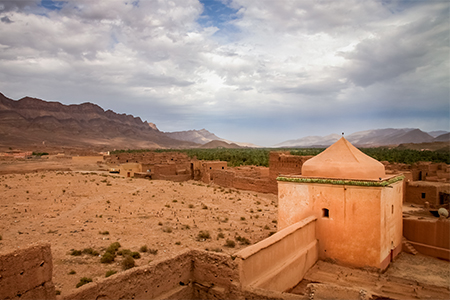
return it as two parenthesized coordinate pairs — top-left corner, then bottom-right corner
(405, 181), (450, 206)
(236, 216), (318, 292)
(0, 243), (55, 300)
(403, 218), (450, 260)
(63, 250), (194, 300)
(269, 152), (312, 180)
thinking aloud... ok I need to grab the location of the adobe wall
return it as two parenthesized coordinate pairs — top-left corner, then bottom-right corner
(379, 181), (404, 270)
(405, 182), (450, 206)
(278, 179), (403, 270)
(63, 250), (194, 300)
(269, 152), (312, 180)
(403, 218), (450, 260)
(236, 216), (318, 292)
(0, 243), (55, 300)
(210, 169), (277, 194)
(6, 244), (310, 300)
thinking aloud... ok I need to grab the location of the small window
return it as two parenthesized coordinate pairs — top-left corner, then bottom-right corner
(222, 166), (224, 169)
(421, 193), (426, 199)
(391, 205), (394, 214)
(210, 167), (212, 170)
(322, 208), (329, 218)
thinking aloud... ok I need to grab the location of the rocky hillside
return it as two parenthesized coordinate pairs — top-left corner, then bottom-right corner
(0, 93), (198, 151)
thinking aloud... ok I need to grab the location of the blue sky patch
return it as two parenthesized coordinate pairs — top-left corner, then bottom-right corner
(40, 0), (66, 11)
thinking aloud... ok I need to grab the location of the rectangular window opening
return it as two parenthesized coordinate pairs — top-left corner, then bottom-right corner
(322, 208), (329, 218)
(421, 193), (426, 199)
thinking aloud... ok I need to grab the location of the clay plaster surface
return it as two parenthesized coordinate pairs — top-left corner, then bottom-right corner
(302, 137), (385, 180)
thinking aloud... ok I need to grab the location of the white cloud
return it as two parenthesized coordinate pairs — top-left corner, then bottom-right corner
(0, 0), (448, 146)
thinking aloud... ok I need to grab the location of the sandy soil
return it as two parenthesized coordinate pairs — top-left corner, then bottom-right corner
(0, 160), (277, 296)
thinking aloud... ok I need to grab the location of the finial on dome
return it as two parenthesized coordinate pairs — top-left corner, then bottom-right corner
(342, 132), (344, 136)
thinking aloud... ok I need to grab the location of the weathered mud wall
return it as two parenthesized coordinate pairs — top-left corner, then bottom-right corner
(63, 250), (193, 300)
(236, 216), (318, 292)
(405, 181), (450, 206)
(0, 243), (55, 300)
(403, 218), (450, 260)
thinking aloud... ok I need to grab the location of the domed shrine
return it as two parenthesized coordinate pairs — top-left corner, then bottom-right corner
(277, 137), (404, 270)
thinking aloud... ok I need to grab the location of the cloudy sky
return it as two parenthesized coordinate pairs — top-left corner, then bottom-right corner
(0, 0), (448, 146)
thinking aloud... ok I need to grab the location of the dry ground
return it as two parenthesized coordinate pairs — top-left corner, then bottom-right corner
(1, 157), (449, 300)
(0, 160), (278, 296)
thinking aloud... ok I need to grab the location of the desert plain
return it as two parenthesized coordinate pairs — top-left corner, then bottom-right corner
(0, 158), (277, 295)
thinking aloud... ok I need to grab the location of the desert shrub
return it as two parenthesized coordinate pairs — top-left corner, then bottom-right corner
(197, 231), (211, 240)
(100, 252), (115, 263)
(131, 251), (141, 259)
(70, 250), (82, 256)
(68, 270), (76, 275)
(240, 217), (246, 221)
(269, 232), (276, 236)
(188, 204), (194, 208)
(122, 255), (135, 270)
(139, 245), (148, 252)
(99, 231), (109, 235)
(105, 270), (117, 278)
(117, 249), (132, 256)
(217, 233), (225, 239)
(82, 248), (99, 256)
(105, 242), (121, 254)
(55, 290), (61, 295)
(76, 277), (93, 288)
(264, 225), (270, 230)
(172, 199), (178, 203)
(210, 248), (222, 252)
(225, 240), (235, 248)
(158, 221), (163, 226)
(175, 242), (181, 245)
(148, 249), (158, 255)
(165, 204), (170, 208)
(236, 235), (251, 245)
(201, 203), (208, 209)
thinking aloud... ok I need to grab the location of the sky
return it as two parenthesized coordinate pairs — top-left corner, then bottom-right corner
(0, 0), (449, 146)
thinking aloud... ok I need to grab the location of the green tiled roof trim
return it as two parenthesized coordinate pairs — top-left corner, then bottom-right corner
(276, 175), (405, 187)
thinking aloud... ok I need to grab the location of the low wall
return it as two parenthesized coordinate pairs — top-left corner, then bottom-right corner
(63, 250), (193, 300)
(5, 244), (324, 300)
(211, 169), (277, 194)
(403, 218), (450, 260)
(0, 243), (55, 300)
(236, 216), (318, 292)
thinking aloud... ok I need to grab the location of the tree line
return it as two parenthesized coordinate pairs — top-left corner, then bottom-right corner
(110, 147), (449, 167)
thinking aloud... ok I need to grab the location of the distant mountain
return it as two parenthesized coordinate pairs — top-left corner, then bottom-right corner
(434, 133), (450, 142)
(428, 130), (449, 138)
(274, 134), (341, 148)
(165, 128), (259, 148)
(275, 128), (444, 148)
(0, 92), (198, 151)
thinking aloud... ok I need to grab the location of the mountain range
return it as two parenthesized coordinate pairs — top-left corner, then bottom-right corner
(274, 128), (449, 148)
(0, 92), (448, 152)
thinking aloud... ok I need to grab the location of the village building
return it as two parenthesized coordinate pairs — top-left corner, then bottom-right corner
(277, 137), (404, 270)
